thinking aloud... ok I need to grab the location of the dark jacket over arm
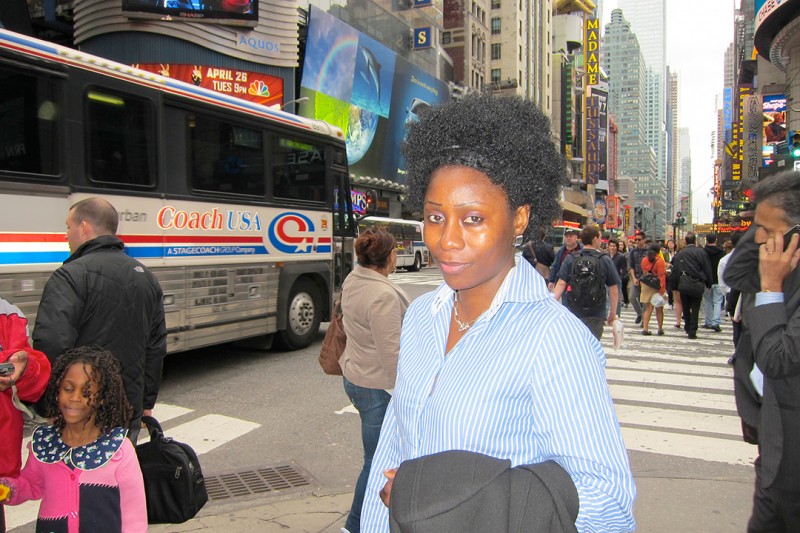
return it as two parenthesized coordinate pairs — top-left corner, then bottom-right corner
(389, 450), (579, 533)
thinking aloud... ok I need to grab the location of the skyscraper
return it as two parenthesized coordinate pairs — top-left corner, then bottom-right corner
(616, 0), (667, 237)
(602, 9), (658, 233)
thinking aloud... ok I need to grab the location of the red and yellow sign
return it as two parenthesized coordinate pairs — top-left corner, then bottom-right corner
(134, 64), (283, 107)
(606, 196), (619, 229)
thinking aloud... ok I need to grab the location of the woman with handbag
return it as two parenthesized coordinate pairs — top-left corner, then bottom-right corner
(640, 244), (668, 335)
(339, 227), (410, 533)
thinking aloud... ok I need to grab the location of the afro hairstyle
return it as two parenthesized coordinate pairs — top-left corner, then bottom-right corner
(401, 91), (566, 237)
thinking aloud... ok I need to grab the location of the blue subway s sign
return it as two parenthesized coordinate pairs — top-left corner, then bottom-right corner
(413, 28), (432, 49)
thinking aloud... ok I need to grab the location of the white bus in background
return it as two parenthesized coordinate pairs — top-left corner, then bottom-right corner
(358, 217), (429, 271)
(0, 28), (356, 353)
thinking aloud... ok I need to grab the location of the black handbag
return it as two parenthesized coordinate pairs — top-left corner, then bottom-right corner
(136, 416), (209, 524)
(639, 261), (661, 290)
(678, 272), (705, 297)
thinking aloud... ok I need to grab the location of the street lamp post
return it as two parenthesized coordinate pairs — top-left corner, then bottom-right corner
(270, 96), (309, 112)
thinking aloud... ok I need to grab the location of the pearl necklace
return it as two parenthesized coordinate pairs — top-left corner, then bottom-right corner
(452, 291), (476, 332)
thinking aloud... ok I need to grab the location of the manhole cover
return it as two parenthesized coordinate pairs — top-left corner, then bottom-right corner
(205, 464), (313, 501)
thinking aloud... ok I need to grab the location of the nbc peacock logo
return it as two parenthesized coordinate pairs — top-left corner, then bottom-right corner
(248, 80), (270, 97)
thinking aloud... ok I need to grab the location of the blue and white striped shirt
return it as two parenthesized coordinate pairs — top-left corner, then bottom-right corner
(361, 257), (636, 532)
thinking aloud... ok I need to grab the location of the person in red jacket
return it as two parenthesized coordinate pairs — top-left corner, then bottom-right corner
(0, 297), (51, 532)
(640, 244), (668, 336)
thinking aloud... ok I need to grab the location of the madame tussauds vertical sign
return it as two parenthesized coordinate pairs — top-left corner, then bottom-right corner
(585, 18), (599, 86)
(585, 96), (600, 185)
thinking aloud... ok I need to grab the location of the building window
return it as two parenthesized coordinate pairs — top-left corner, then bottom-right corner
(491, 43), (501, 60)
(491, 68), (501, 83)
(442, 31), (451, 44)
(491, 17), (501, 34)
(491, 0), (500, 8)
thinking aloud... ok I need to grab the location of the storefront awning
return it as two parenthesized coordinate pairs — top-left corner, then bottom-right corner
(561, 200), (589, 217)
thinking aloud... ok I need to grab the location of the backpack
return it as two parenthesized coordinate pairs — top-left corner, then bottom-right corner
(136, 416), (209, 524)
(567, 250), (606, 317)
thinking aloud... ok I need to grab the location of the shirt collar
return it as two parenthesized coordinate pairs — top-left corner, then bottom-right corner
(429, 255), (551, 322)
(32, 426), (128, 470)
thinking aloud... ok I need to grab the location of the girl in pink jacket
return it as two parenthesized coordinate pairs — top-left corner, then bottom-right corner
(0, 346), (146, 532)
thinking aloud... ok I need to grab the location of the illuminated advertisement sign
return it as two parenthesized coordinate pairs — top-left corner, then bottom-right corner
(585, 96), (600, 185)
(731, 85), (753, 182)
(134, 64), (282, 107)
(606, 196), (619, 229)
(594, 87), (608, 189)
(594, 197), (606, 225)
(743, 95), (762, 183)
(299, 6), (450, 184)
(723, 87), (733, 144)
(584, 18), (600, 86)
(623, 205), (631, 235)
(755, 0), (791, 33)
(122, 0), (257, 24)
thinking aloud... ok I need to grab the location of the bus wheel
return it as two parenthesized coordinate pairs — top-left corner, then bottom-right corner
(275, 278), (322, 350)
(407, 253), (422, 272)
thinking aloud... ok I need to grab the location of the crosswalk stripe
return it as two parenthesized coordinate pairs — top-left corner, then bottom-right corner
(606, 368), (733, 392)
(609, 384), (735, 413)
(621, 427), (756, 466)
(606, 358), (733, 378)
(614, 404), (743, 438)
(164, 414), (260, 455)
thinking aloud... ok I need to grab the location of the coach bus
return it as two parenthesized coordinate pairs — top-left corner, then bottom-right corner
(0, 29), (356, 353)
(358, 217), (429, 271)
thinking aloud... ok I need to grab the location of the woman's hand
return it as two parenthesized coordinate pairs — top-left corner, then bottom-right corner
(759, 232), (800, 292)
(379, 468), (397, 507)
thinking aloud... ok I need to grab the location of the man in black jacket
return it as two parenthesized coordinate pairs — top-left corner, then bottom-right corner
(33, 197), (167, 441)
(672, 232), (713, 339)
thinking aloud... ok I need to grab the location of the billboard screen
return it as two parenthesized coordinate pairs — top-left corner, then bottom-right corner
(300, 6), (450, 184)
(122, 0), (258, 24)
(134, 64), (282, 107)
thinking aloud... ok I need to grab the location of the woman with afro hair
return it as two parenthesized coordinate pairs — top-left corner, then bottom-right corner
(359, 92), (636, 532)
(0, 346), (146, 532)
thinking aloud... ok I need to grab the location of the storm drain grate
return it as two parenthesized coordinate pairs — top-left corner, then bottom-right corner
(205, 464), (313, 501)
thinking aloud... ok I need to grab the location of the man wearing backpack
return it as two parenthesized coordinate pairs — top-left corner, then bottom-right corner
(553, 225), (620, 340)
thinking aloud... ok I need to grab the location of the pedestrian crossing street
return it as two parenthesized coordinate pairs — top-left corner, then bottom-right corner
(602, 305), (755, 467)
(7, 405), (260, 531)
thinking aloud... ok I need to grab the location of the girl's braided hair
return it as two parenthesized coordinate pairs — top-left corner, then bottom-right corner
(43, 346), (133, 434)
(402, 91), (567, 237)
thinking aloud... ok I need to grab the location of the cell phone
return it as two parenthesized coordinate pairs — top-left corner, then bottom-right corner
(0, 362), (15, 376)
(784, 224), (800, 251)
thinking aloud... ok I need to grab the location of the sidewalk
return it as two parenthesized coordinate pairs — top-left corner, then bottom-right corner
(148, 487), (352, 533)
(147, 472), (754, 532)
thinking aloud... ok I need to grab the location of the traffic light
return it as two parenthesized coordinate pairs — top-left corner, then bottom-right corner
(365, 189), (378, 214)
(791, 131), (800, 159)
(634, 207), (643, 230)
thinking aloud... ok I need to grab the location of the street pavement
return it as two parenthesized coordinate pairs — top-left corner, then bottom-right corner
(8, 269), (757, 532)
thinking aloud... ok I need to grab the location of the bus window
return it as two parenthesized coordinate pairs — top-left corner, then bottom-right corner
(0, 64), (59, 177)
(188, 112), (265, 196)
(86, 88), (155, 187)
(271, 136), (326, 202)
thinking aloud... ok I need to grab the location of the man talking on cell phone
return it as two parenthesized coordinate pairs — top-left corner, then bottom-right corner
(723, 171), (800, 532)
